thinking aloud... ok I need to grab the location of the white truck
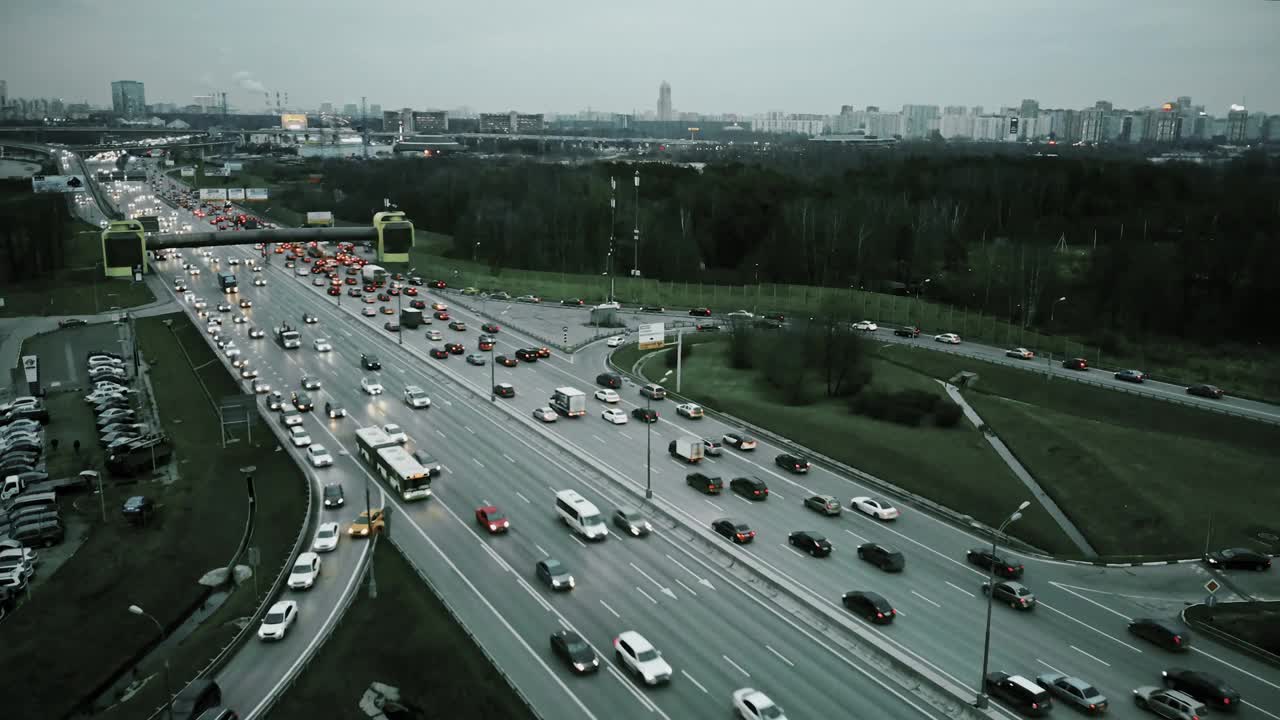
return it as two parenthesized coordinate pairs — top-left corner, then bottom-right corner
(667, 436), (705, 464)
(549, 387), (586, 417)
(273, 324), (301, 350)
(361, 264), (387, 285)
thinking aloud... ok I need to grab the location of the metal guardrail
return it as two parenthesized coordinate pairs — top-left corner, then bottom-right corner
(885, 339), (1280, 426)
(1181, 603), (1280, 670)
(390, 535), (546, 720)
(141, 311), (317, 720)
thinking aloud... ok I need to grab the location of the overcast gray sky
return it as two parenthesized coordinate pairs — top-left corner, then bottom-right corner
(3, 0), (1277, 115)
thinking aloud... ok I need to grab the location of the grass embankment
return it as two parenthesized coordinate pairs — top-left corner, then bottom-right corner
(0, 314), (306, 719)
(620, 340), (1077, 555)
(1184, 602), (1280, 657)
(268, 541), (537, 720)
(0, 219), (155, 318)
(873, 345), (1280, 558)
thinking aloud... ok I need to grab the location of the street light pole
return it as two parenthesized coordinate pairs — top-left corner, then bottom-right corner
(1050, 296), (1067, 324)
(609, 176), (617, 300)
(490, 351), (496, 401)
(128, 605), (174, 720)
(632, 171), (640, 277)
(396, 291), (403, 346)
(644, 394), (653, 499)
(975, 499), (1031, 709)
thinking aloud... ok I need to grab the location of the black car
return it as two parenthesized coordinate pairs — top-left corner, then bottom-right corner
(515, 348), (539, 362)
(1205, 547), (1271, 571)
(1186, 384), (1224, 399)
(121, 495), (155, 525)
(842, 591), (896, 624)
(58, 318), (88, 328)
(730, 476), (769, 500)
(494, 383), (516, 398)
(712, 518), (754, 543)
(1063, 357), (1089, 370)
(360, 353), (381, 370)
(641, 305), (665, 313)
(560, 298), (584, 306)
(631, 407), (658, 423)
(596, 372), (622, 389)
(788, 531), (832, 557)
(1161, 668), (1241, 710)
(430, 348), (449, 359)
(496, 355), (517, 367)
(550, 630), (599, 674)
(857, 543), (905, 572)
(412, 449), (443, 477)
(536, 558), (574, 590)
(444, 342), (464, 355)
(966, 547), (1024, 579)
(302, 313), (317, 324)
(323, 484), (345, 508)
(688, 307), (712, 316)
(611, 507), (651, 537)
(1129, 618), (1192, 651)
(985, 672), (1053, 717)
(775, 453), (811, 474)
(686, 473), (723, 495)
(894, 326), (921, 338)
(292, 392), (313, 412)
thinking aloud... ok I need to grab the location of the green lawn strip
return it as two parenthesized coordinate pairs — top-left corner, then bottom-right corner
(632, 341), (1078, 554)
(267, 541), (537, 720)
(1184, 602), (1280, 657)
(0, 313), (305, 719)
(875, 345), (1280, 557)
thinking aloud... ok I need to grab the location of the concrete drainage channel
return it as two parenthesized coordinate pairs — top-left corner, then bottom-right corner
(304, 283), (1003, 720)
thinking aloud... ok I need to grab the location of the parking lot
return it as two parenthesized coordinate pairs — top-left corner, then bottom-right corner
(21, 322), (130, 391)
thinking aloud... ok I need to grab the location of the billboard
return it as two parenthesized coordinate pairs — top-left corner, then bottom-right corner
(199, 188), (227, 201)
(204, 166), (231, 177)
(180, 167), (196, 178)
(31, 175), (87, 193)
(227, 188), (246, 201)
(245, 188), (269, 201)
(281, 113), (308, 130)
(638, 322), (665, 350)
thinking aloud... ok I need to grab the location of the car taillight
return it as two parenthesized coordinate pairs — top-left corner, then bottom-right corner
(1088, 704), (1095, 711)
(1174, 636), (1181, 645)
(876, 612), (884, 619)
(1223, 698), (1230, 705)
(1032, 703), (1039, 710)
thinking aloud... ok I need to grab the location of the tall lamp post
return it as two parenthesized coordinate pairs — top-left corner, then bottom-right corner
(128, 604), (174, 720)
(632, 171), (641, 277)
(609, 176), (617, 300)
(489, 351), (496, 402)
(1050, 296), (1067, 324)
(975, 499), (1031, 709)
(395, 290), (403, 346)
(644, 394), (653, 499)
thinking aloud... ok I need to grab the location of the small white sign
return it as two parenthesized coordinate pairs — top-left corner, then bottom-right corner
(638, 322), (665, 350)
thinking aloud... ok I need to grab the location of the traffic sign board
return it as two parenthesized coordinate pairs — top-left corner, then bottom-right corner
(1204, 579), (1221, 594)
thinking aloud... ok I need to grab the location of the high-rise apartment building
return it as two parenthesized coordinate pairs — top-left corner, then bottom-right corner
(0, 80), (7, 112)
(1226, 105), (1248, 143)
(369, 104), (382, 116)
(411, 110), (449, 133)
(901, 104), (939, 138)
(111, 80), (146, 116)
(319, 102), (333, 114)
(343, 103), (358, 117)
(657, 81), (672, 121)
(1019, 99), (1040, 118)
(1094, 100), (1114, 112)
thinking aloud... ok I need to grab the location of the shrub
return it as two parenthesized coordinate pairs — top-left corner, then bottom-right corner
(664, 341), (694, 368)
(895, 389), (940, 414)
(728, 328), (755, 370)
(934, 399), (964, 427)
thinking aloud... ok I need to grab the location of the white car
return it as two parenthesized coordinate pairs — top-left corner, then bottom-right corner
(532, 407), (557, 422)
(257, 600), (298, 640)
(732, 688), (789, 720)
(594, 388), (620, 403)
(726, 310), (754, 320)
(362, 307), (376, 317)
(360, 377), (384, 395)
(602, 408), (629, 425)
(403, 386), (431, 408)
(306, 444), (334, 467)
(312, 522), (341, 553)
(933, 333), (962, 344)
(852, 320), (879, 332)
(676, 403), (704, 419)
(613, 631), (672, 686)
(382, 423), (408, 444)
(851, 496), (900, 520)
(425, 329), (443, 341)
(288, 426), (312, 447)
(606, 335), (625, 347)
(1006, 347), (1035, 360)
(287, 552), (321, 590)
(223, 343), (240, 358)
(313, 338), (332, 352)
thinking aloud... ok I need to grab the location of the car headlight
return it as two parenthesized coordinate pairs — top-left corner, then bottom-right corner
(573, 662), (586, 671)
(630, 527), (640, 536)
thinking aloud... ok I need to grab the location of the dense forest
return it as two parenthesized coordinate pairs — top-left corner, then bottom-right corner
(264, 148), (1280, 344)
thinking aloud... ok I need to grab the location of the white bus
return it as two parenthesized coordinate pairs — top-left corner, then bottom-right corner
(554, 489), (608, 541)
(355, 426), (432, 501)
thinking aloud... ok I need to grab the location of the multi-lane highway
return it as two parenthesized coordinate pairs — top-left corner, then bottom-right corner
(83, 157), (1280, 720)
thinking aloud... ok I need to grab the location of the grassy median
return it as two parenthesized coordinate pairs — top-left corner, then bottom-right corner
(622, 340), (1078, 554)
(1, 313), (306, 720)
(268, 540), (537, 720)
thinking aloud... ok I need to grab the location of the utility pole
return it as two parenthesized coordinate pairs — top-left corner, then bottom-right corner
(632, 171), (641, 277)
(609, 176), (616, 300)
(361, 96), (369, 160)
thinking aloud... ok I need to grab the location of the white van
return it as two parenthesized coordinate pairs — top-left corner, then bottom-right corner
(554, 490), (608, 541)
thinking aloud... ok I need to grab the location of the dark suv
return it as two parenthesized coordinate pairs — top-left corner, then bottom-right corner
(858, 543), (905, 572)
(1062, 357), (1089, 370)
(1160, 668), (1241, 710)
(360, 353), (381, 370)
(730, 476), (769, 500)
(686, 473), (723, 495)
(985, 672), (1052, 716)
(596, 372), (622, 389)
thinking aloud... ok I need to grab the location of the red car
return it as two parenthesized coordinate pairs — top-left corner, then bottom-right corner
(445, 342), (465, 355)
(388, 287), (400, 296)
(429, 348), (448, 359)
(410, 299), (426, 310)
(535, 347), (551, 358)
(326, 286), (340, 296)
(435, 311), (450, 321)
(476, 506), (509, 533)
(482, 323), (501, 333)
(478, 339), (495, 351)
(345, 277), (357, 285)
(429, 280), (447, 289)
(404, 287), (418, 296)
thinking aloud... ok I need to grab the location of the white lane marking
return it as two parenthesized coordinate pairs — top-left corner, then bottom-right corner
(619, 432), (634, 440)
(770, 490), (784, 500)
(722, 654), (751, 678)
(635, 586), (658, 604)
(593, 435), (606, 444)
(1036, 658), (1065, 675)
(673, 578), (698, 596)
(515, 491), (531, 504)
(503, 453), (516, 463)
(435, 429), (446, 439)
(570, 535), (587, 549)
(946, 581), (976, 598)
(680, 670), (708, 694)
(665, 554), (715, 590)
(472, 458), (485, 469)
(599, 600), (620, 619)
(535, 544), (548, 557)
(1048, 582), (1134, 622)
(1070, 645), (1111, 667)
(784, 544), (806, 558)
(1191, 647), (1280, 692)
(735, 495), (753, 505)
(605, 666), (664, 714)
(465, 425), (476, 434)
(911, 590), (941, 608)
(766, 645), (794, 667)
(703, 499), (720, 510)
(629, 562), (676, 599)
(1036, 602), (1143, 653)
(844, 529), (869, 543)
(1242, 702), (1280, 720)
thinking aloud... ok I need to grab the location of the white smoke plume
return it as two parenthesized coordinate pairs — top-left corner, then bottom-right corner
(232, 71), (267, 93)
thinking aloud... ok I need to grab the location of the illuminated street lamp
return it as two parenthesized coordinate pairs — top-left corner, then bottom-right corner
(975, 500), (1031, 709)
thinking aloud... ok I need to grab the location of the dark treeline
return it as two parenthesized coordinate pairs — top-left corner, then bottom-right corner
(0, 181), (75, 283)
(269, 148), (1280, 344)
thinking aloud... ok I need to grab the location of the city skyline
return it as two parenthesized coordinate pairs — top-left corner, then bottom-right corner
(1, 0), (1277, 116)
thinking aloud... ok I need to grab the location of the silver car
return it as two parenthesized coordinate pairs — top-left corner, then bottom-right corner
(1036, 673), (1107, 713)
(1133, 687), (1206, 720)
